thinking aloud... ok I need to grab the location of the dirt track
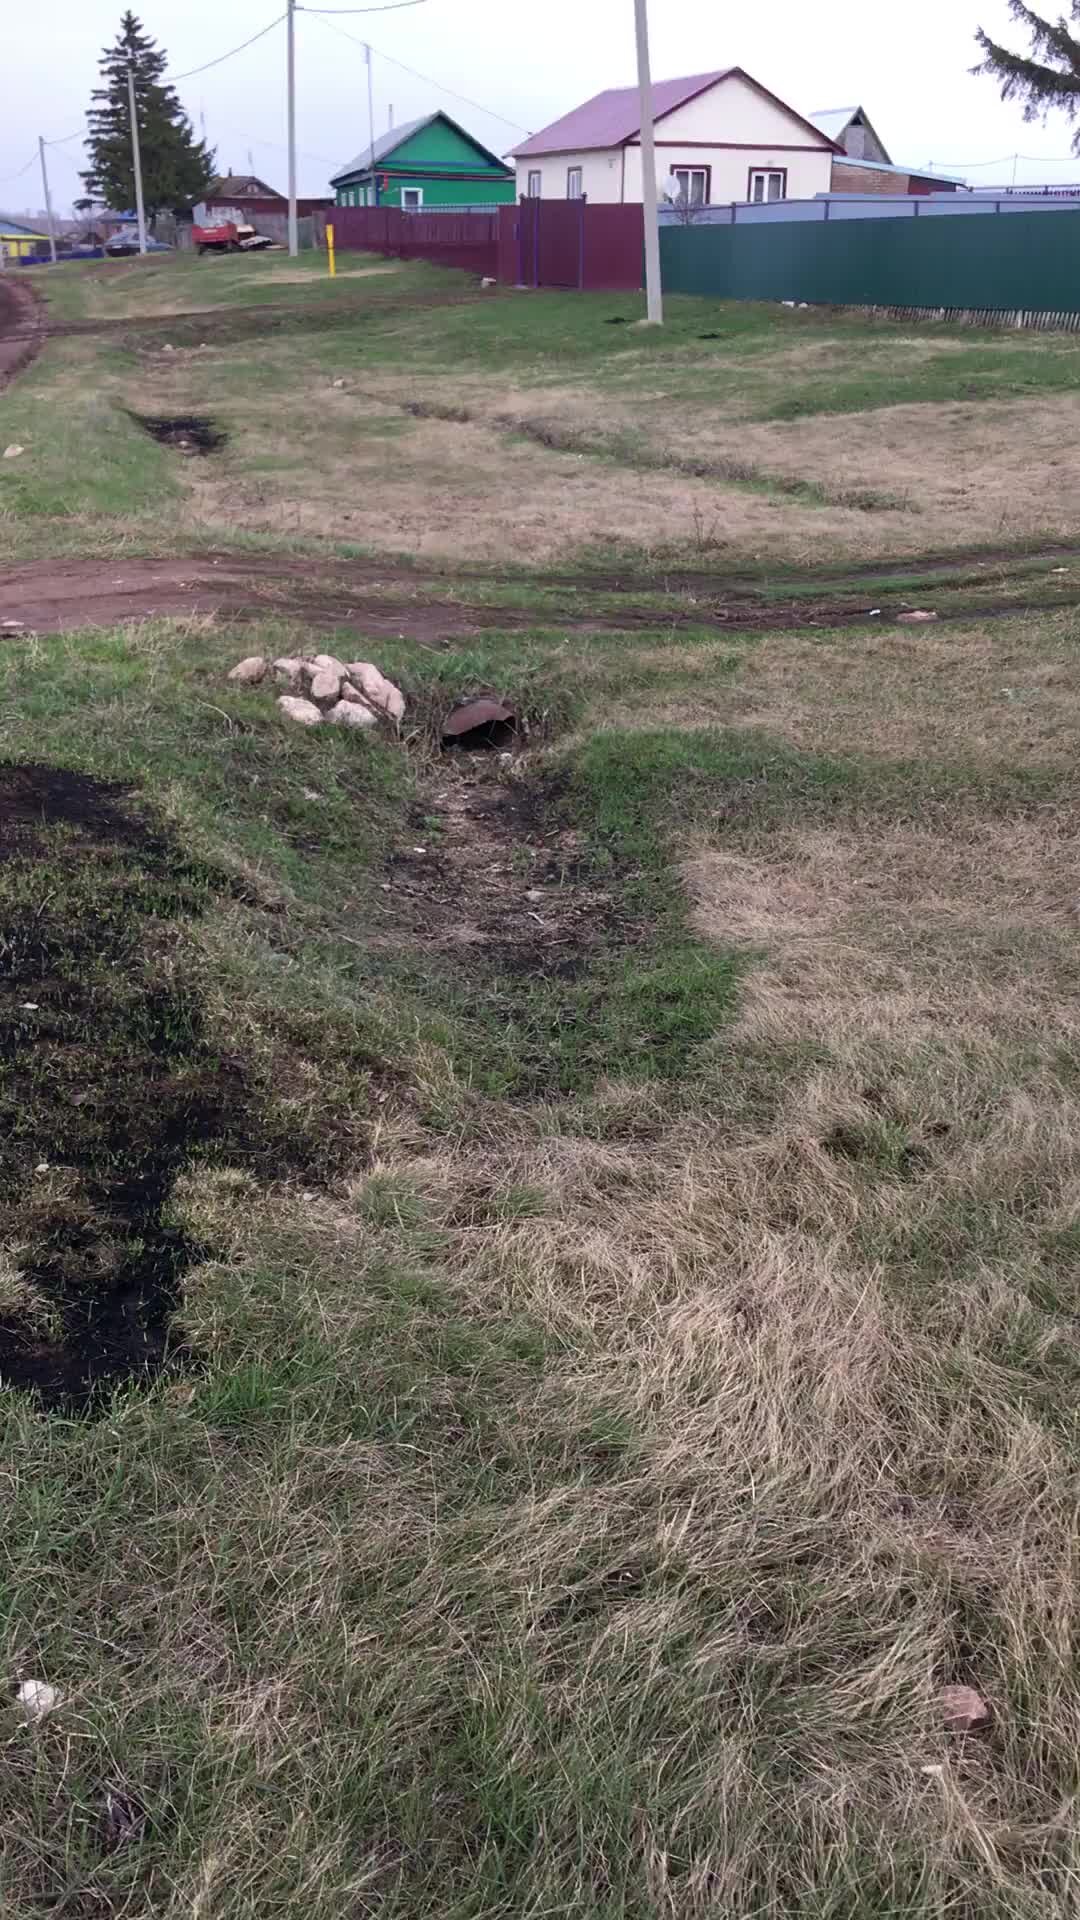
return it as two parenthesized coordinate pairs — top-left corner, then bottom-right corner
(0, 550), (906, 640)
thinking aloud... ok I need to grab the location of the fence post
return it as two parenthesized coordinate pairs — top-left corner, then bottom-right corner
(579, 191), (586, 290)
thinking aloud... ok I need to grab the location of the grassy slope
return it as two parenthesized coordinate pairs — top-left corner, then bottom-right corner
(7, 254), (1080, 570)
(3, 260), (1080, 1917)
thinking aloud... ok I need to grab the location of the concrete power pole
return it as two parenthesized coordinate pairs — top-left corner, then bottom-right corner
(286, 0), (298, 255)
(38, 137), (58, 265)
(366, 44), (376, 203)
(633, 0), (663, 324)
(126, 63), (148, 254)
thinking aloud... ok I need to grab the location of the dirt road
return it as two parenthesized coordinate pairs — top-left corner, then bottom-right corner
(0, 549), (918, 642)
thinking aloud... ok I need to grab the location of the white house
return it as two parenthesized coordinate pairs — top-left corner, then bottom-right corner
(511, 68), (838, 207)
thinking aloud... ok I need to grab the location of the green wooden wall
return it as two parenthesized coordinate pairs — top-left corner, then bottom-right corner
(334, 115), (514, 209)
(660, 207), (1080, 312)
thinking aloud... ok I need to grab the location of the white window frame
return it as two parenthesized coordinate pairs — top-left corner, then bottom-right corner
(670, 166), (709, 207)
(749, 169), (786, 204)
(566, 166), (583, 200)
(527, 169), (542, 198)
(401, 186), (423, 211)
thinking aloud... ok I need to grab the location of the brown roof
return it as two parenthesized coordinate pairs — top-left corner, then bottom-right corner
(207, 173), (282, 199)
(512, 68), (838, 158)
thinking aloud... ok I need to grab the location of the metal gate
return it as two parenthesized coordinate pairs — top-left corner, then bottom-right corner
(515, 197), (586, 289)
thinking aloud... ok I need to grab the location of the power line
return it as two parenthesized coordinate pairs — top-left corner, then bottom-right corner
(0, 152), (40, 186)
(301, 2), (428, 11)
(45, 130), (86, 148)
(928, 151), (1080, 169)
(307, 11), (531, 135)
(170, 13), (286, 84)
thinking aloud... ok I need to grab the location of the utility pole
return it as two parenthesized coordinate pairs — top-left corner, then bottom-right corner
(126, 63), (148, 254)
(633, 0), (662, 324)
(286, 0), (298, 254)
(366, 43), (376, 204)
(38, 137), (58, 265)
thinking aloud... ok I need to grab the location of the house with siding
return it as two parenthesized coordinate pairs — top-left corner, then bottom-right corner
(511, 68), (838, 207)
(331, 113), (514, 209)
(0, 213), (50, 260)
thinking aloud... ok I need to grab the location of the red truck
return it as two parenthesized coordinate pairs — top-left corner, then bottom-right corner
(192, 222), (274, 256)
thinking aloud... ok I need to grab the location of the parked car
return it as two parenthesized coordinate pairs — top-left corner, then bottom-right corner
(104, 233), (172, 256)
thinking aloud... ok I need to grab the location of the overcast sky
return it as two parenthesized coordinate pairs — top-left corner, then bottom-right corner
(4, 0), (1080, 212)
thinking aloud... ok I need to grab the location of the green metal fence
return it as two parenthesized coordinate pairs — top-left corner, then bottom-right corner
(660, 207), (1080, 313)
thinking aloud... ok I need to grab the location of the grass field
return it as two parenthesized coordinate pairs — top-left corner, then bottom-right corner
(3, 251), (1080, 1918)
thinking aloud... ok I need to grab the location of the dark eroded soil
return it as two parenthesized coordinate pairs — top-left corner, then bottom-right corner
(131, 411), (227, 454)
(380, 763), (626, 984)
(0, 277), (44, 390)
(0, 764), (248, 1409)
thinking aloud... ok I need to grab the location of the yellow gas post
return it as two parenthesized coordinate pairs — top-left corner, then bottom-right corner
(327, 222), (336, 278)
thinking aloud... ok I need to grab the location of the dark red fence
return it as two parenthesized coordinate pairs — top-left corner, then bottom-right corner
(331, 206), (499, 276)
(331, 201), (644, 293)
(508, 201), (643, 291)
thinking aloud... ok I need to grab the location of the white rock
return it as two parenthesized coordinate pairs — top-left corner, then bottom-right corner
(312, 653), (347, 676)
(329, 699), (378, 728)
(480, 277), (497, 289)
(277, 696), (323, 727)
(310, 668), (341, 704)
(227, 654), (267, 685)
(343, 662), (405, 724)
(3, 445), (25, 460)
(163, 343), (174, 352)
(332, 378), (346, 388)
(17, 1680), (60, 1721)
(272, 656), (305, 689)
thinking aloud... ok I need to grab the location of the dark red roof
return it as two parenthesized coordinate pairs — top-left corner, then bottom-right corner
(513, 71), (730, 157)
(512, 68), (837, 158)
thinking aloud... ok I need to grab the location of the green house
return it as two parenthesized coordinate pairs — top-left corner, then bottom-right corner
(330, 112), (515, 210)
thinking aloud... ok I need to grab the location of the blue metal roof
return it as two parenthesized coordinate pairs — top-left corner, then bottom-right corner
(0, 212), (49, 236)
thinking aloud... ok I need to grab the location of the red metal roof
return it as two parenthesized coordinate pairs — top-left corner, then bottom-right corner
(512, 70), (736, 158)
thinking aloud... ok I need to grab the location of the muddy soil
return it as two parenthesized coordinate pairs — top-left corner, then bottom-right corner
(131, 412), (227, 454)
(0, 277), (43, 389)
(0, 553), (520, 644)
(3, 547), (1077, 645)
(0, 764), (252, 1409)
(378, 763), (625, 984)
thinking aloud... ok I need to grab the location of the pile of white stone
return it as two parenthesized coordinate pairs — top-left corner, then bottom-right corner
(227, 652), (406, 730)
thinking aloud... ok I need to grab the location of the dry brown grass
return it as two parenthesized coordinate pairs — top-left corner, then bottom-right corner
(596, 620), (1080, 764)
(344, 364), (1080, 564)
(167, 372), (871, 565)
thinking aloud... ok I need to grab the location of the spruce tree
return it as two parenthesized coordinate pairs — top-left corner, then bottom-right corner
(975, 2), (1080, 146)
(82, 12), (215, 221)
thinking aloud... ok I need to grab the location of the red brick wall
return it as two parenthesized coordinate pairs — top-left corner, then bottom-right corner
(831, 160), (910, 197)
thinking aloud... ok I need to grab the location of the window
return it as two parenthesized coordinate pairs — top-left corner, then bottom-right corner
(566, 166), (583, 199)
(527, 169), (542, 198)
(749, 168), (787, 204)
(670, 166), (710, 207)
(402, 187), (423, 211)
